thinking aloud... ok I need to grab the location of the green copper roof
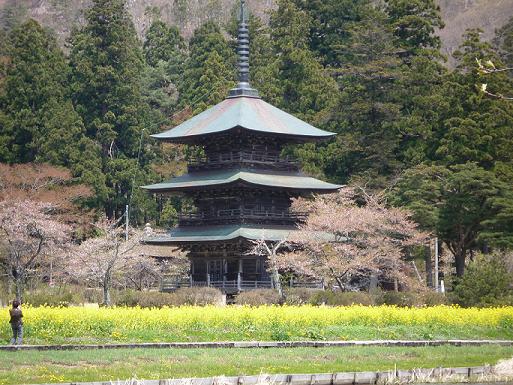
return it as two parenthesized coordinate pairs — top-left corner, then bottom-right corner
(142, 169), (342, 193)
(152, 96), (335, 142)
(145, 225), (298, 244)
(145, 225), (337, 244)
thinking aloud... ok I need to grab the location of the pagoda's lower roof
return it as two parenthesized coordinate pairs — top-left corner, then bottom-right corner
(142, 169), (341, 193)
(144, 224), (299, 244)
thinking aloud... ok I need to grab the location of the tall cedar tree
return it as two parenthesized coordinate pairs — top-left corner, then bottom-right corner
(292, 0), (372, 68)
(495, 17), (513, 69)
(179, 21), (236, 114)
(324, 9), (403, 188)
(258, 0), (339, 179)
(385, 0), (444, 54)
(268, 0), (338, 126)
(69, 0), (155, 219)
(142, 20), (187, 120)
(0, 20), (105, 205)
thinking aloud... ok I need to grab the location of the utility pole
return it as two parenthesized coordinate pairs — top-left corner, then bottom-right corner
(125, 204), (129, 241)
(434, 237), (439, 292)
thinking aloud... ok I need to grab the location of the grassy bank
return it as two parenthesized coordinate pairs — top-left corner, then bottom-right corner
(1, 345), (512, 385)
(1, 305), (513, 344)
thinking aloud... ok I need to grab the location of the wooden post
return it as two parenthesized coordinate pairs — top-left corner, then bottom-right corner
(434, 237), (439, 293)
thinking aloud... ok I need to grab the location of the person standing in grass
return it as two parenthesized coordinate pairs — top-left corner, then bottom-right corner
(9, 300), (23, 345)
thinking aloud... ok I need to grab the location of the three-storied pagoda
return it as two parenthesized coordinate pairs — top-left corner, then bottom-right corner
(143, 0), (340, 292)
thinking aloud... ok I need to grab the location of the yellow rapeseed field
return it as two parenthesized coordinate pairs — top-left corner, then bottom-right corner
(1, 305), (512, 343)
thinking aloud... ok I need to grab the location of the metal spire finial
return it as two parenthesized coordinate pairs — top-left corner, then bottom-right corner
(228, 0), (260, 98)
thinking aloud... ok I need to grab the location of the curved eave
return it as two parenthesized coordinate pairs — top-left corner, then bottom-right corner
(151, 96), (336, 143)
(151, 126), (335, 144)
(144, 225), (298, 244)
(144, 225), (337, 245)
(142, 170), (342, 194)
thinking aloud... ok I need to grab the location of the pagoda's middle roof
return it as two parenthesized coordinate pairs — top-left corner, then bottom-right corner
(152, 96), (335, 142)
(142, 169), (342, 193)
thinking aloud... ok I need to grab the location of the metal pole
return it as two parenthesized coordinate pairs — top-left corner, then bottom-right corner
(125, 204), (129, 241)
(434, 237), (439, 292)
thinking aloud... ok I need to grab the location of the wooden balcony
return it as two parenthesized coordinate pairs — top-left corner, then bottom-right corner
(178, 209), (307, 226)
(188, 151), (300, 172)
(160, 275), (323, 293)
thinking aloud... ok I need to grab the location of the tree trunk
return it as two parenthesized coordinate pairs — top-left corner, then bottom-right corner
(14, 275), (23, 302)
(103, 274), (111, 306)
(271, 266), (283, 299)
(424, 247), (433, 288)
(454, 251), (466, 277)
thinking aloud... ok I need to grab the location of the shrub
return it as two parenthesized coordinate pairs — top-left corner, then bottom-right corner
(309, 291), (374, 306)
(115, 287), (223, 307)
(173, 287), (224, 306)
(375, 291), (418, 307)
(421, 292), (450, 306)
(235, 289), (281, 305)
(284, 288), (321, 305)
(452, 253), (513, 307)
(82, 288), (103, 303)
(24, 286), (83, 307)
(116, 290), (178, 307)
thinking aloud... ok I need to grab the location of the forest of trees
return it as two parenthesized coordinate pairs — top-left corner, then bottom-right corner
(1, 0), (513, 282)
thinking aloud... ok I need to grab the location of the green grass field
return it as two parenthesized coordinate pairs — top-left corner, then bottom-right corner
(1, 345), (512, 385)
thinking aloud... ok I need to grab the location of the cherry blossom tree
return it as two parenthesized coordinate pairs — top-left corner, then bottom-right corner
(248, 238), (289, 298)
(280, 187), (428, 291)
(68, 220), (156, 305)
(0, 199), (71, 301)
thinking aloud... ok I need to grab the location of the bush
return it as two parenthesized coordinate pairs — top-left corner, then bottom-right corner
(116, 290), (176, 307)
(284, 288), (321, 305)
(309, 291), (374, 306)
(24, 286), (84, 307)
(115, 287), (223, 307)
(452, 253), (513, 307)
(235, 289), (281, 305)
(421, 291), (450, 306)
(375, 291), (418, 307)
(173, 287), (224, 306)
(82, 288), (103, 303)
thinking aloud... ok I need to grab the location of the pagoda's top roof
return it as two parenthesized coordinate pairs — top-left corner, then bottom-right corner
(152, 96), (335, 143)
(142, 169), (342, 193)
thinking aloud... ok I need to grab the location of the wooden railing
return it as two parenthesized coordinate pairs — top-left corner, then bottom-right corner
(179, 209), (307, 225)
(188, 151), (300, 171)
(160, 275), (323, 292)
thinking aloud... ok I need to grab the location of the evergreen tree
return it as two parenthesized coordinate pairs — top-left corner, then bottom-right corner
(144, 20), (186, 68)
(69, 0), (155, 218)
(385, 0), (444, 54)
(142, 20), (187, 120)
(180, 21), (236, 114)
(391, 163), (513, 277)
(252, 0), (338, 178)
(322, 9), (403, 187)
(495, 16), (513, 69)
(268, 0), (338, 125)
(0, 19), (104, 201)
(0, 0), (27, 33)
(292, 0), (372, 68)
